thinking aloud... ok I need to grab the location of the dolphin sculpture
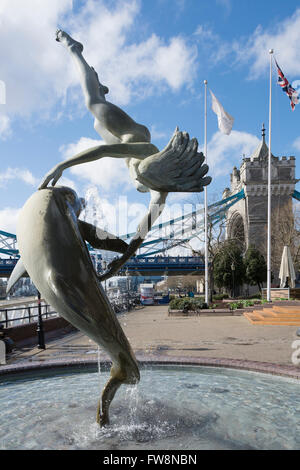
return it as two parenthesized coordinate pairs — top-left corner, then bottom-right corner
(7, 186), (140, 426)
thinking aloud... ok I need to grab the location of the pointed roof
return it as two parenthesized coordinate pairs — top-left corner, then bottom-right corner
(250, 123), (274, 161)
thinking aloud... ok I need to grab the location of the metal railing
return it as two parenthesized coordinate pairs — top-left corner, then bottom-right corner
(0, 303), (58, 328)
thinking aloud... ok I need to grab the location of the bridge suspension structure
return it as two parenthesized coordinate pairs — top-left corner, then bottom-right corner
(120, 189), (246, 257)
(0, 230), (18, 258)
(1, 188), (299, 263)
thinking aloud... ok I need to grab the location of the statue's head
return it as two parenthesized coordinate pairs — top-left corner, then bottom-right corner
(52, 186), (86, 218)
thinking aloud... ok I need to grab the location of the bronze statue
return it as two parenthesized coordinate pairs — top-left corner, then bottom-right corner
(8, 30), (212, 427)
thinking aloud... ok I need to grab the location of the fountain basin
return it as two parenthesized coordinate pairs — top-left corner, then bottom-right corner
(0, 359), (299, 450)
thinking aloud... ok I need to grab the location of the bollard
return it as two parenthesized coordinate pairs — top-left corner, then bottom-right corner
(37, 291), (46, 349)
(0, 340), (5, 365)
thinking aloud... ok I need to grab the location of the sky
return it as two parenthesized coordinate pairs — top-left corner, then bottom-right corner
(0, 0), (300, 239)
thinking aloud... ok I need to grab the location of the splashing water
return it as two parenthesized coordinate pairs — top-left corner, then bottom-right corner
(81, 186), (105, 228)
(1, 365), (300, 450)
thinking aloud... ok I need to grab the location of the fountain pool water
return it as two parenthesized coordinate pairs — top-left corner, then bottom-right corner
(0, 364), (299, 450)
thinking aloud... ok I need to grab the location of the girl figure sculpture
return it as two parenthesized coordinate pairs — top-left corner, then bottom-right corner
(40, 30), (211, 278)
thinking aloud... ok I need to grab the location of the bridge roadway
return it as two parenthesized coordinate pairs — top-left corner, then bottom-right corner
(0, 259), (18, 277)
(118, 256), (205, 276)
(0, 256), (205, 278)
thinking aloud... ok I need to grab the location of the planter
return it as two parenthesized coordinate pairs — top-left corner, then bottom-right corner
(168, 309), (242, 317)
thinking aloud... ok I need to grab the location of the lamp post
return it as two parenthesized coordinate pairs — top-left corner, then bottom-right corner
(36, 291), (45, 350)
(267, 48), (274, 302)
(102, 260), (107, 293)
(231, 262), (235, 299)
(126, 267), (130, 311)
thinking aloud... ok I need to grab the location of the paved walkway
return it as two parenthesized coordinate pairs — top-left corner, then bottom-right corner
(5, 305), (300, 367)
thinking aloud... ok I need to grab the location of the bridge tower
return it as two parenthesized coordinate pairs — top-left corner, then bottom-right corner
(224, 124), (298, 251)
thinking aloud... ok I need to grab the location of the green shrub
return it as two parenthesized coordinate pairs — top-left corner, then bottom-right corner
(195, 300), (208, 310)
(213, 294), (229, 301)
(242, 300), (255, 307)
(229, 301), (244, 311)
(181, 300), (193, 311)
(169, 298), (208, 311)
(169, 298), (183, 309)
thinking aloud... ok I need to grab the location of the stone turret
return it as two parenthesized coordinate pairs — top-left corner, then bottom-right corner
(225, 124), (297, 251)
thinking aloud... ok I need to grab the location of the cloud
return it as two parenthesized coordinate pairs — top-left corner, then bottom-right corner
(0, 207), (21, 234)
(84, 32), (197, 103)
(239, 8), (300, 78)
(0, 0), (72, 116)
(150, 125), (168, 141)
(193, 23), (233, 65)
(216, 0), (231, 15)
(293, 137), (300, 151)
(0, 0), (198, 128)
(0, 167), (38, 187)
(0, 114), (12, 140)
(60, 137), (133, 192)
(205, 130), (260, 178)
(194, 8), (300, 79)
(59, 176), (77, 191)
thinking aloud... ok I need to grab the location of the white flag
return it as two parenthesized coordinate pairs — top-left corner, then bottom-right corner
(210, 90), (234, 135)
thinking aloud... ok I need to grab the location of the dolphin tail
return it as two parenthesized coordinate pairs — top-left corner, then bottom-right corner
(97, 356), (140, 426)
(97, 375), (122, 426)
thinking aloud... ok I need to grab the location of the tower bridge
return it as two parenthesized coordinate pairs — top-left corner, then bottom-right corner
(224, 125), (299, 251)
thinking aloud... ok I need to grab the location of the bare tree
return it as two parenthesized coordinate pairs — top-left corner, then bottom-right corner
(160, 191), (246, 301)
(264, 203), (300, 275)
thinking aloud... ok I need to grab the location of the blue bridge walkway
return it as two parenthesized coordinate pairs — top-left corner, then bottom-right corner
(0, 259), (18, 277)
(118, 256), (205, 276)
(0, 256), (205, 278)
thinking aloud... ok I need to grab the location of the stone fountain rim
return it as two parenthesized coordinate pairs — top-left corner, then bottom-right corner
(1, 355), (300, 380)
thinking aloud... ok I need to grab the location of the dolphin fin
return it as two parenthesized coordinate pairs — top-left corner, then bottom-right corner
(6, 258), (28, 294)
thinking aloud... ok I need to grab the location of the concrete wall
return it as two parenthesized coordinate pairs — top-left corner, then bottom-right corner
(5, 316), (77, 344)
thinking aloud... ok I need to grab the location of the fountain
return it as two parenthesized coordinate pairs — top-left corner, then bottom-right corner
(0, 363), (299, 450)
(4, 29), (298, 452)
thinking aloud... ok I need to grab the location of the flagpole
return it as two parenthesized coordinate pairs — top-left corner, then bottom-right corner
(204, 79), (208, 305)
(267, 49), (274, 302)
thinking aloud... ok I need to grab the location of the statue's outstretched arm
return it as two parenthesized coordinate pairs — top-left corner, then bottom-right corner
(78, 220), (128, 254)
(98, 190), (168, 280)
(38, 142), (159, 189)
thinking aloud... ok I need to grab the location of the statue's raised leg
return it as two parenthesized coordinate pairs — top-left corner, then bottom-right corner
(56, 30), (151, 145)
(56, 30), (104, 108)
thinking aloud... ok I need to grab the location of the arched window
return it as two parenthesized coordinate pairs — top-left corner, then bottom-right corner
(229, 213), (245, 249)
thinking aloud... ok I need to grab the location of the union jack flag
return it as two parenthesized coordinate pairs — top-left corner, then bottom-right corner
(275, 60), (299, 111)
